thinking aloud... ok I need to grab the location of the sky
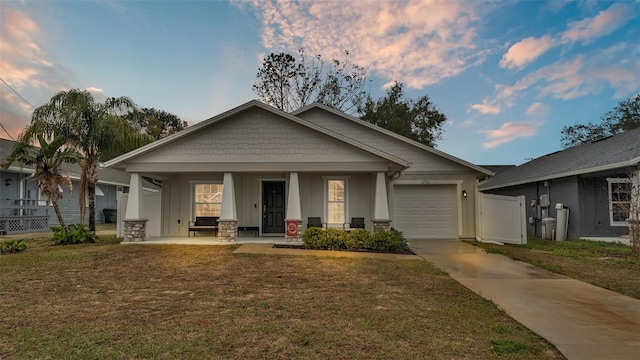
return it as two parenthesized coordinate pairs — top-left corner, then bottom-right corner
(1, 0), (638, 166)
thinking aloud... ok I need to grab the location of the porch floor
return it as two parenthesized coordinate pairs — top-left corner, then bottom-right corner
(123, 236), (294, 245)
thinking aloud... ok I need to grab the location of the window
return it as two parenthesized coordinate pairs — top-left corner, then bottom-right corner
(194, 183), (223, 217)
(38, 185), (64, 206)
(608, 178), (631, 226)
(326, 178), (347, 225)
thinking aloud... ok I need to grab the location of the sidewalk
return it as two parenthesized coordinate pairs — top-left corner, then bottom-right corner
(410, 240), (640, 360)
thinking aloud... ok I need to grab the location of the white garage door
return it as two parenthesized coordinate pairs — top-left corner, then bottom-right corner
(394, 185), (457, 239)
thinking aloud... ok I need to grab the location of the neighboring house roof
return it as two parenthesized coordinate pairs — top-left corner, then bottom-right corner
(0, 138), (159, 190)
(480, 127), (640, 191)
(292, 102), (493, 176)
(104, 100), (411, 172)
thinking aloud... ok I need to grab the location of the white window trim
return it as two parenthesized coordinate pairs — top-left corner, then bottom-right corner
(190, 180), (223, 220)
(607, 177), (631, 226)
(323, 176), (349, 227)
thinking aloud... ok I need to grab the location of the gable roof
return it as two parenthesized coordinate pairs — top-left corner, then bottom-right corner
(480, 127), (640, 190)
(291, 102), (493, 176)
(104, 100), (410, 171)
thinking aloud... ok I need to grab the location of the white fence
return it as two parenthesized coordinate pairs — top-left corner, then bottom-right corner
(478, 193), (527, 244)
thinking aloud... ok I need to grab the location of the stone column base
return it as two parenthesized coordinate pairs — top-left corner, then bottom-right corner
(285, 219), (303, 242)
(124, 219), (148, 242)
(218, 220), (238, 242)
(372, 219), (391, 232)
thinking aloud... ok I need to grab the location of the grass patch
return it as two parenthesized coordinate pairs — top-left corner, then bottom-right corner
(0, 239), (563, 359)
(470, 237), (640, 299)
(491, 339), (538, 355)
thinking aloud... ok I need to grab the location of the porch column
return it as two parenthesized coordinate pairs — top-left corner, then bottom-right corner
(285, 172), (302, 242)
(373, 172), (391, 232)
(124, 173), (147, 242)
(218, 172), (237, 242)
(627, 170), (640, 246)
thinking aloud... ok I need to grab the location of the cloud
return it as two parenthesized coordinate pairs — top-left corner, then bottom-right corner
(499, 35), (553, 70)
(481, 120), (542, 148)
(470, 100), (501, 114)
(561, 3), (634, 44)
(526, 102), (548, 117)
(0, 4), (75, 140)
(86, 87), (104, 94)
(471, 43), (640, 114)
(242, 0), (491, 89)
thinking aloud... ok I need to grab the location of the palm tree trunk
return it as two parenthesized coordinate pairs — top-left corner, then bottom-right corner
(51, 199), (66, 229)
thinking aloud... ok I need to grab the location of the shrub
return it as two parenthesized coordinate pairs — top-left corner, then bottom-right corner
(324, 228), (346, 250)
(51, 224), (99, 245)
(303, 227), (325, 249)
(1, 239), (28, 254)
(345, 229), (371, 250)
(364, 229), (408, 252)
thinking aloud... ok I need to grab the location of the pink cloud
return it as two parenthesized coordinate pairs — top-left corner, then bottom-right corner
(481, 121), (542, 148)
(526, 102), (548, 117)
(499, 35), (553, 70)
(470, 43), (639, 115)
(561, 3), (633, 44)
(470, 101), (501, 114)
(244, 0), (491, 89)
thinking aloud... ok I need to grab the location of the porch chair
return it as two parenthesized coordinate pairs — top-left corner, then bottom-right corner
(343, 217), (365, 231)
(307, 217), (326, 229)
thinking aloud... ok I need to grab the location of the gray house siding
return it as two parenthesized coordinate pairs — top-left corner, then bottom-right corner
(484, 171), (630, 239)
(21, 178), (119, 227)
(578, 171), (630, 237)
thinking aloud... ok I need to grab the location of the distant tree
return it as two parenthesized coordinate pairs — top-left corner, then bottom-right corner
(253, 48), (368, 113)
(561, 95), (640, 148)
(127, 107), (187, 140)
(358, 82), (447, 147)
(22, 89), (153, 231)
(2, 134), (78, 228)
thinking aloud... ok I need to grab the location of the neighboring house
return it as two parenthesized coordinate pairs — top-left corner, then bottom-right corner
(0, 138), (156, 235)
(105, 100), (492, 241)
(480, 128), (640, 240)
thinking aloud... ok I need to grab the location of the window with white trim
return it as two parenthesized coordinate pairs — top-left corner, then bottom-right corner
(325, 178), (347, 225)
(608, 178), (631, 226)
(38, 185), (63, 206)
(193, 183), (223, 217)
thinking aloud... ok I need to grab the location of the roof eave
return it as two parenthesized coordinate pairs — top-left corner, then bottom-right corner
(480, 156), (640, 191)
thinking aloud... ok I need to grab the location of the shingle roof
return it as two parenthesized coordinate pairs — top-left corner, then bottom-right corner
(480, 127), (640, 190)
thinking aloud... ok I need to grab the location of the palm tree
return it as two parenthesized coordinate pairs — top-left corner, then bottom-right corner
(22, 89), (153, 231)
(2, 134), (78, 228)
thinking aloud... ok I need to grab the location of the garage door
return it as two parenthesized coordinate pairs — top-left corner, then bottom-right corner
(394, 185), (457, 239)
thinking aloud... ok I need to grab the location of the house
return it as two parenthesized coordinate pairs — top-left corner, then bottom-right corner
(479, 128), (640, 240)
(0, 138), (157, 235)
(105, 100), (492, 242)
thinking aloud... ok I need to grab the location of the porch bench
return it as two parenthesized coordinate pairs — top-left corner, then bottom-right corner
(237, 226), (259, 237)
(188, 216), (219, 237)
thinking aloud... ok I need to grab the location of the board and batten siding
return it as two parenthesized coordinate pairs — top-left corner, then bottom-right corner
(159, 172), (377, 236)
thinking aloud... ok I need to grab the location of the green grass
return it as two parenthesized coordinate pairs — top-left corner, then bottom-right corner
(471, 237), (640, 299)
(0, 236), (563, 359)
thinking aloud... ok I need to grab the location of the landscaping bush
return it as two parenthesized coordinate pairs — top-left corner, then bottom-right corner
(51, 224), (99, 245)
(345, 229), (371, 250)
(1, 239), (28, 254)
(304, 227), (408, 253)
(302, 227), (325, 249)
(364, 229), (409, 252)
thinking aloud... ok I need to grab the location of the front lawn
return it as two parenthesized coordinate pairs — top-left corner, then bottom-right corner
(470, 237), (640, 299)
(0, 236), (562, 359)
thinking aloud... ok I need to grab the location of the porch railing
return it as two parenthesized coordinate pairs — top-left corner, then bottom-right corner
(0, 198), (50, 235)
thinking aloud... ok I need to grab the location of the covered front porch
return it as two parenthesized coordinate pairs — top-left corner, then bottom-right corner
(121, 170), (395, 243)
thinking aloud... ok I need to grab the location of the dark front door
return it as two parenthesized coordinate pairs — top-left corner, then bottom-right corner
(263, 181), (285, 233)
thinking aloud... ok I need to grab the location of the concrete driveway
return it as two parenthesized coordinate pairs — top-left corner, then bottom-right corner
(410, 240), (640, 360)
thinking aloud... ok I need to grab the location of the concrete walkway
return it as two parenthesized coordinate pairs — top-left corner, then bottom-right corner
(410, 240), (640, 360)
